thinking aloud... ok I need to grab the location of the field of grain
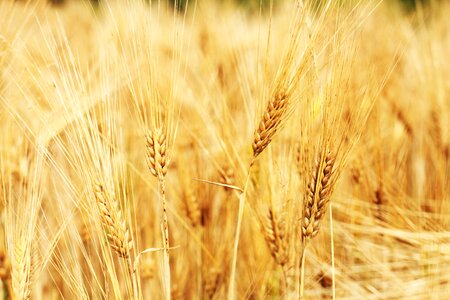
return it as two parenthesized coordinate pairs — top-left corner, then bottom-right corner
(0, 0), (449, 299)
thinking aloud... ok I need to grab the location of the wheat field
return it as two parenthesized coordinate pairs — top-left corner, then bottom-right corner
(0, 0), (449, 299)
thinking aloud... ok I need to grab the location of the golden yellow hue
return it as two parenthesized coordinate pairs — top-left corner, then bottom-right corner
(0, 0), (449, 299)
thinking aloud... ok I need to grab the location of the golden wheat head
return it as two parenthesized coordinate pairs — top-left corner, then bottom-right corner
(252, 89), (289, 158)
(263, 208), (289, 267)
(146, 127), (169, 180)
(94, 182), (133, 259)
(12, 239), (32, 300)
(302, 150), (336, 241)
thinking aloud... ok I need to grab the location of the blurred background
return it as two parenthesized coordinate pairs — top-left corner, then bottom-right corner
(47, 0), (432, 12)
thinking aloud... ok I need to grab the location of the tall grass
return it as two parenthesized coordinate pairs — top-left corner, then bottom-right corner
(0, 0), (449, 299)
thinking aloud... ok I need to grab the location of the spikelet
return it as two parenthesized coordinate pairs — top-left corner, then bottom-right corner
(302, 151), (335, 241)
(252, 89), (289, 158)
(146, 127), (169, 180)
(263, 208), (288, 267)
(94, 182), (133, 259)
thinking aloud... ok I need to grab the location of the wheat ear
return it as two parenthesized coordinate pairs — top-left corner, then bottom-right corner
(11, 239), (32, 300)
(146, 128), (169, 181)
(252, 89), (289, 160)
(94, 182), (133, 258)
(94, 182), (138, 299)
(302, 150), (336, 241)
(182, 184), (201, 228)
(263, 208), (288, 268)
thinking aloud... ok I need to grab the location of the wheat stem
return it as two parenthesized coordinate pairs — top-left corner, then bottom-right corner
(330, 205), (336, 300)
(299, 246), (306, 299)
(228, 163), (253, 300)
(159, 178), (171, 300)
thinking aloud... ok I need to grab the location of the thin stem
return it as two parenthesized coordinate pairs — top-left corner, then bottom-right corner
(127, 256), (139, 300)
(330, 205), (336, 300)
(227, 160), (254, 300)
(300, 246), (307, 299)
(160, 179), (170, 252)
(197, 228), (203, 299)
(5, 278), (13, 300)
(159, 179), (171, 300)
(281, 265), (288, 298)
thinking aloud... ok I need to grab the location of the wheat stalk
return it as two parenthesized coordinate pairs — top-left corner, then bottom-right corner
(229, 87), (292, 299)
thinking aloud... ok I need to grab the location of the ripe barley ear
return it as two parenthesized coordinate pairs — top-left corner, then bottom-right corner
(302, 151), (336, 242)
(263, 208), (288, 268)
(94, 182), (133, 259)
(252, 89), (289, 159)
(146, 127), (169, 181)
